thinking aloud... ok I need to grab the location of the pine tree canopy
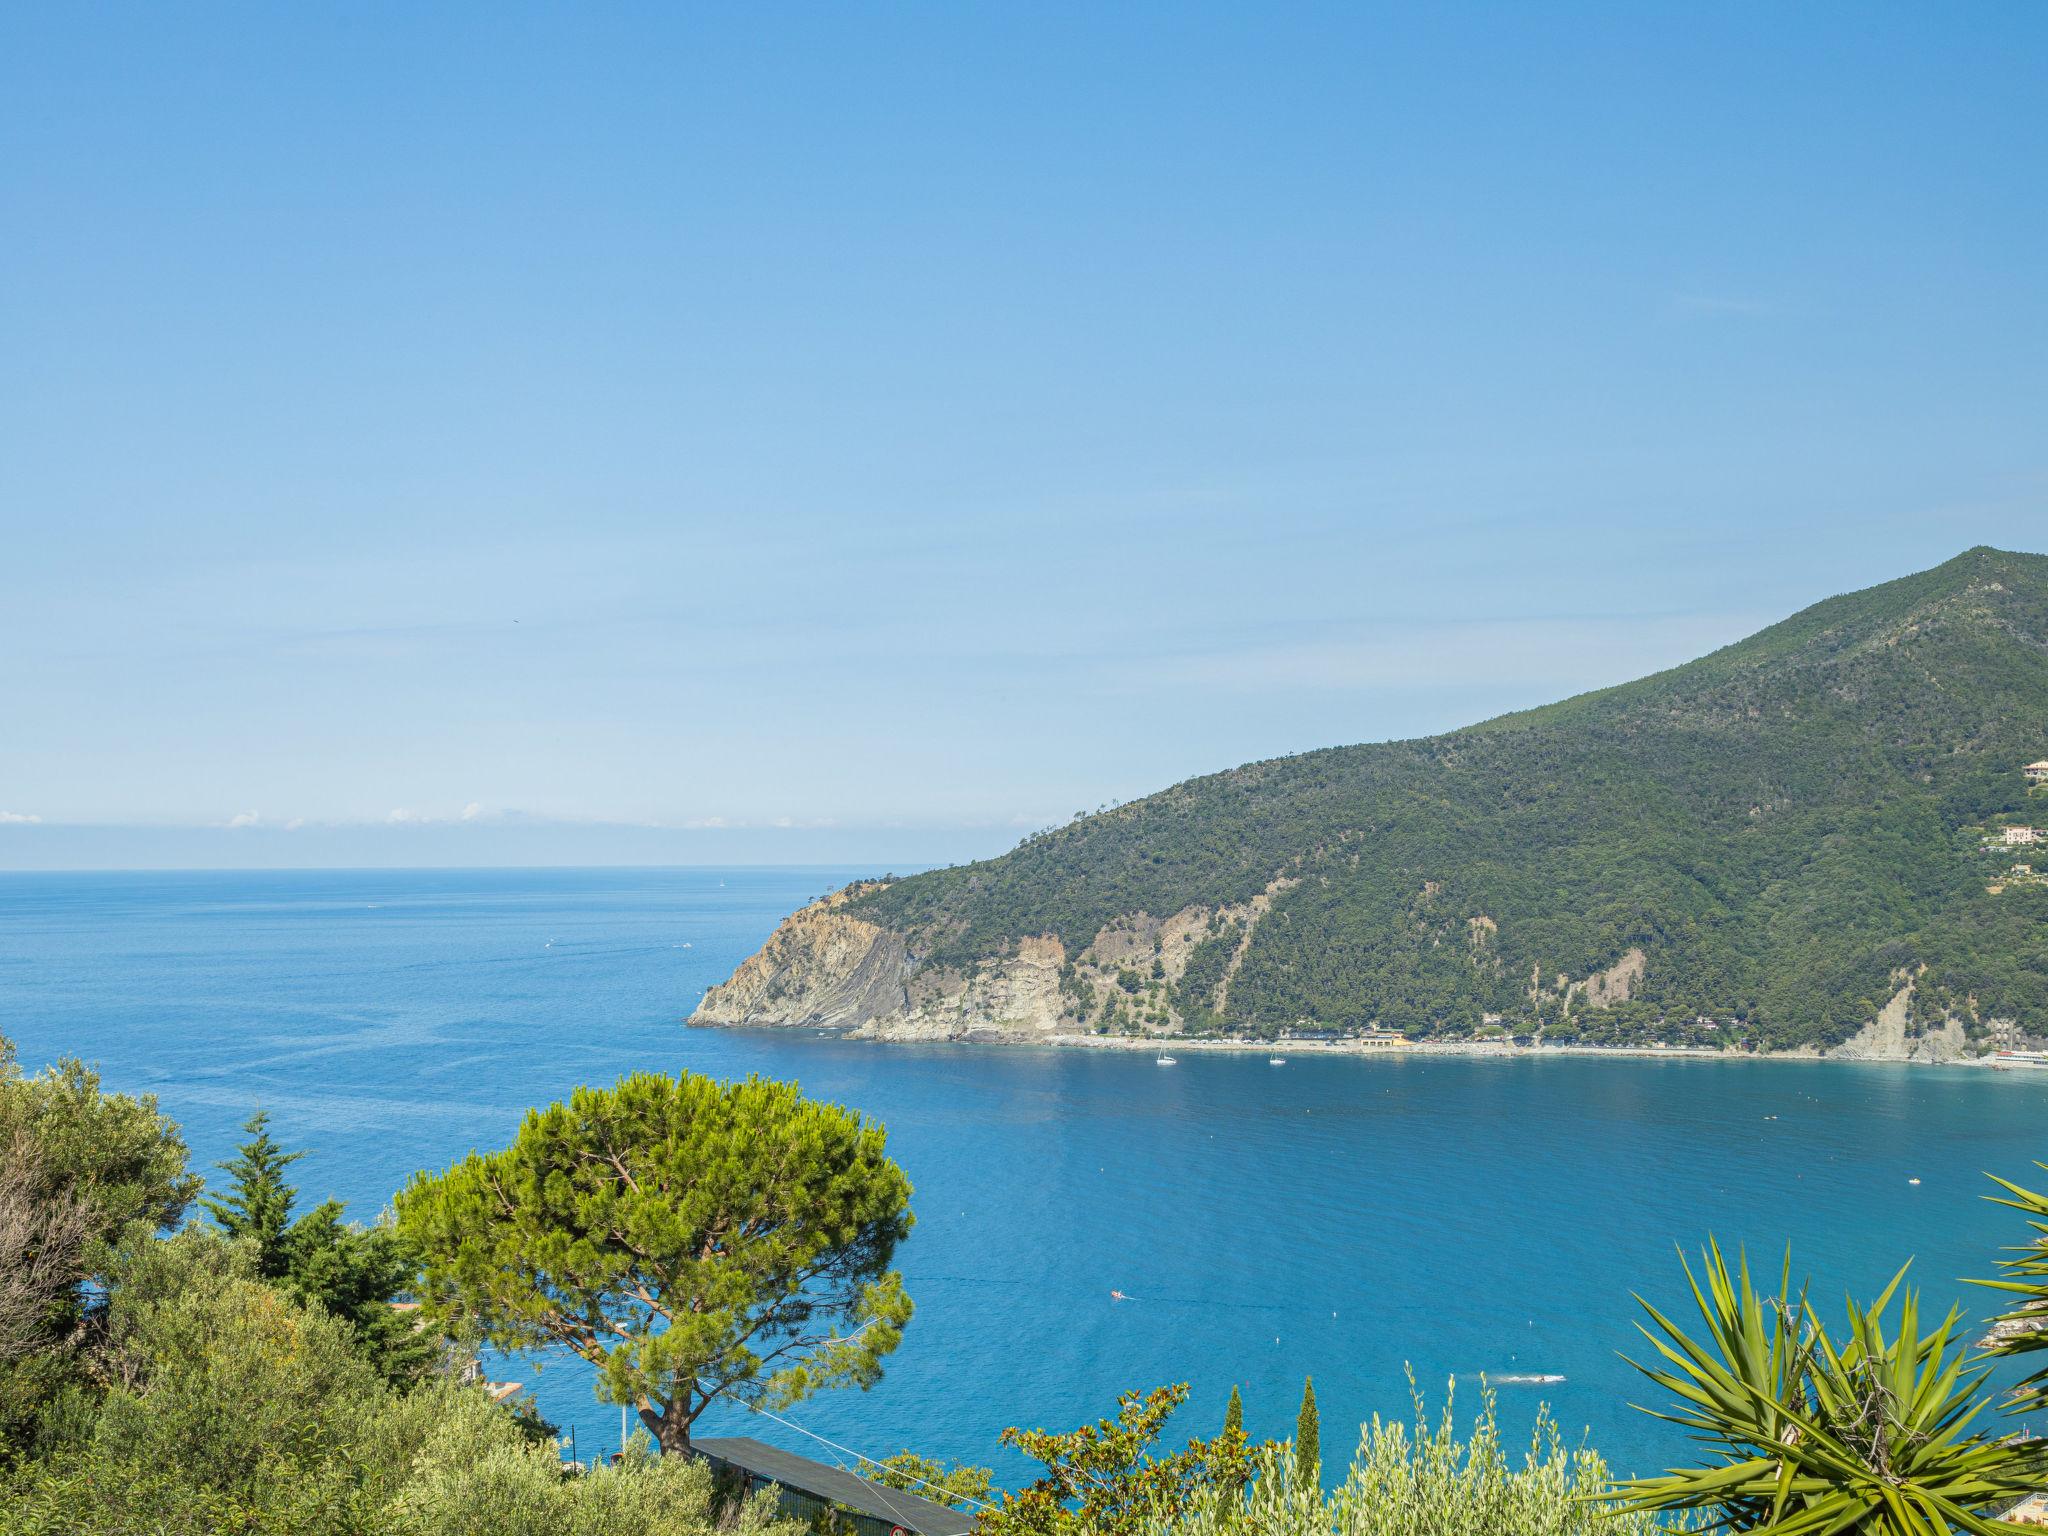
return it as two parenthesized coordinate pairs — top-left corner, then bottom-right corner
(394, 1069), (915, 1451)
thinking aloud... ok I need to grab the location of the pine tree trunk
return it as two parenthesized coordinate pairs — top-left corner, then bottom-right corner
(641, 1393), (694, 1454)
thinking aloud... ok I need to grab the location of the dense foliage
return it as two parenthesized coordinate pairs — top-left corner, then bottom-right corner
(0, 1042), (200, 1459)
(396, 1070), (915, 1453)
(203, 1110), (435, 1385)
(853, 547), (2048, 1045)
(980, 1383), (1252, 1536)
(0, 1040), (800, 1535)
(1008, 1380), (1674, 1536)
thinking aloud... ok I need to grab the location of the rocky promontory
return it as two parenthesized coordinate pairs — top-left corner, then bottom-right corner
(697, 549), (2048, 1054)
(691, 878), (1296, 1041)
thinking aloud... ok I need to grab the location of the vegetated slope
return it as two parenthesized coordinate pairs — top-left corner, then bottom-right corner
(843, 547), (2048, 1048)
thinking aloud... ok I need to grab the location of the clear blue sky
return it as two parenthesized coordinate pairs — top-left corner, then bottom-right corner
(3, 3), (2044, 867)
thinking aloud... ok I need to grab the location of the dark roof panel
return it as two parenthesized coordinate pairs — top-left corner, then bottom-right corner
(691, 1435), (978, 1535)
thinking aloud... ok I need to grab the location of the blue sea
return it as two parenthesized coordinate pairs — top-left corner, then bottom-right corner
(3, 866), (2045, 1482)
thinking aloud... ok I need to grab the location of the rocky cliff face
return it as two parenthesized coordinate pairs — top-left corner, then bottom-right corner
(691, 876), (1305, 1041)
(696, 873), (1685, 1044)
(689, 886), (1092, 1040)
(694, 887), (2002, 1057)
(690, 885), (914, 1032)
(1823, 976), (1977, 1064)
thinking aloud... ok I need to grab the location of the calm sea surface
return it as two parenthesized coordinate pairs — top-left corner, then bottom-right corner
(3, 867), (2044, 1480)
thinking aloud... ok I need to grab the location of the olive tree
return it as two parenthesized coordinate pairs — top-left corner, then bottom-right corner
(0, 1042), (197, 1256)
(396, 1071), (914, 1453)
(0, 1038), (198, 1447)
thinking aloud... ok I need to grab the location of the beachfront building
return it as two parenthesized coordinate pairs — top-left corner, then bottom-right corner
(1359, 1028), (1409, 1048)
(2027, 760), (2048, 784)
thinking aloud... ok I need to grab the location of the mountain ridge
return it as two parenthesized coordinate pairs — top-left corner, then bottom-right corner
(694, 547), (2048, 1053)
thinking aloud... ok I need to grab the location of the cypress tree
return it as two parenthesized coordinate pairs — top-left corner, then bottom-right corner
(1295, 1375), (1320, 1485)
(200, 1109), (302, 1278)
(1223, 1383), (1243, 1439)
(198, 1109), (430, 1383)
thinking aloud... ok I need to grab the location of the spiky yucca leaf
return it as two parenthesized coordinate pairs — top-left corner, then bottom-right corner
(1972, 1165), (2048, 1417)
(1612, 1239), (2046, 1535)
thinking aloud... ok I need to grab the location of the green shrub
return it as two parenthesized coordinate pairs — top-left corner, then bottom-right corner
(1142, 1379), (1677, 1536)
(380, 1411), (796, 1536)
(79, 1228), (387, 1532)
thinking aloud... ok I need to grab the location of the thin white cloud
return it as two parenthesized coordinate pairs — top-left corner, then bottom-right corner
(676, 814), (841, 831)
(380, 802), (498, 826)
(0, 810), (42, 825)
(225, 810), (262, 829)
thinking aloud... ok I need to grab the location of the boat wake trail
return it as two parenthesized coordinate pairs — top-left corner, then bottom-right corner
(1457, 1372), (1566, 1385)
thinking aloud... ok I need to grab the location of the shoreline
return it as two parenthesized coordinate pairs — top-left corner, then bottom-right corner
(1043, 1033), (2010, 1067)
(701, 1021), (2042, 1069)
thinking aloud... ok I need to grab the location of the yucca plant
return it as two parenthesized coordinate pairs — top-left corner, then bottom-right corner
(1974, 1166), (2048, 1417)
(1612, 1240), (2046, 1535)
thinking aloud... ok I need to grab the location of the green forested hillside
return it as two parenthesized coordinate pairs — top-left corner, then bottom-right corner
(854, 547), (2048, 1047)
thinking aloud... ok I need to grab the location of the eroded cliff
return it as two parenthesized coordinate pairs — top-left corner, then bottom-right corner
(690, 876), (1303, 1041)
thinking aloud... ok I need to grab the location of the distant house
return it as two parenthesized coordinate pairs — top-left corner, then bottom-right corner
(1359, 1028), (1409, 1048)
(2000, 1489), (2048, 1526)
(2027, 760), (2048, 784)
(2003, 826), (2042, 846)
(690, 1437), (976, 1536)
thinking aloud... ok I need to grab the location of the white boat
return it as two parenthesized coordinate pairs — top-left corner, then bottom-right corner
(1269, 1056), (1287, 1066)
(1156, 1054), (1178, 1065)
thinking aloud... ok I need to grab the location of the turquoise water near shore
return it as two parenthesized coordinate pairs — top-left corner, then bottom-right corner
(4, 866), (2044, 1481)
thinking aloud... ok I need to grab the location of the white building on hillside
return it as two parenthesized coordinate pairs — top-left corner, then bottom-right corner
(2002, 826), (2041, 846)
(2026, 760), (2048, 784)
